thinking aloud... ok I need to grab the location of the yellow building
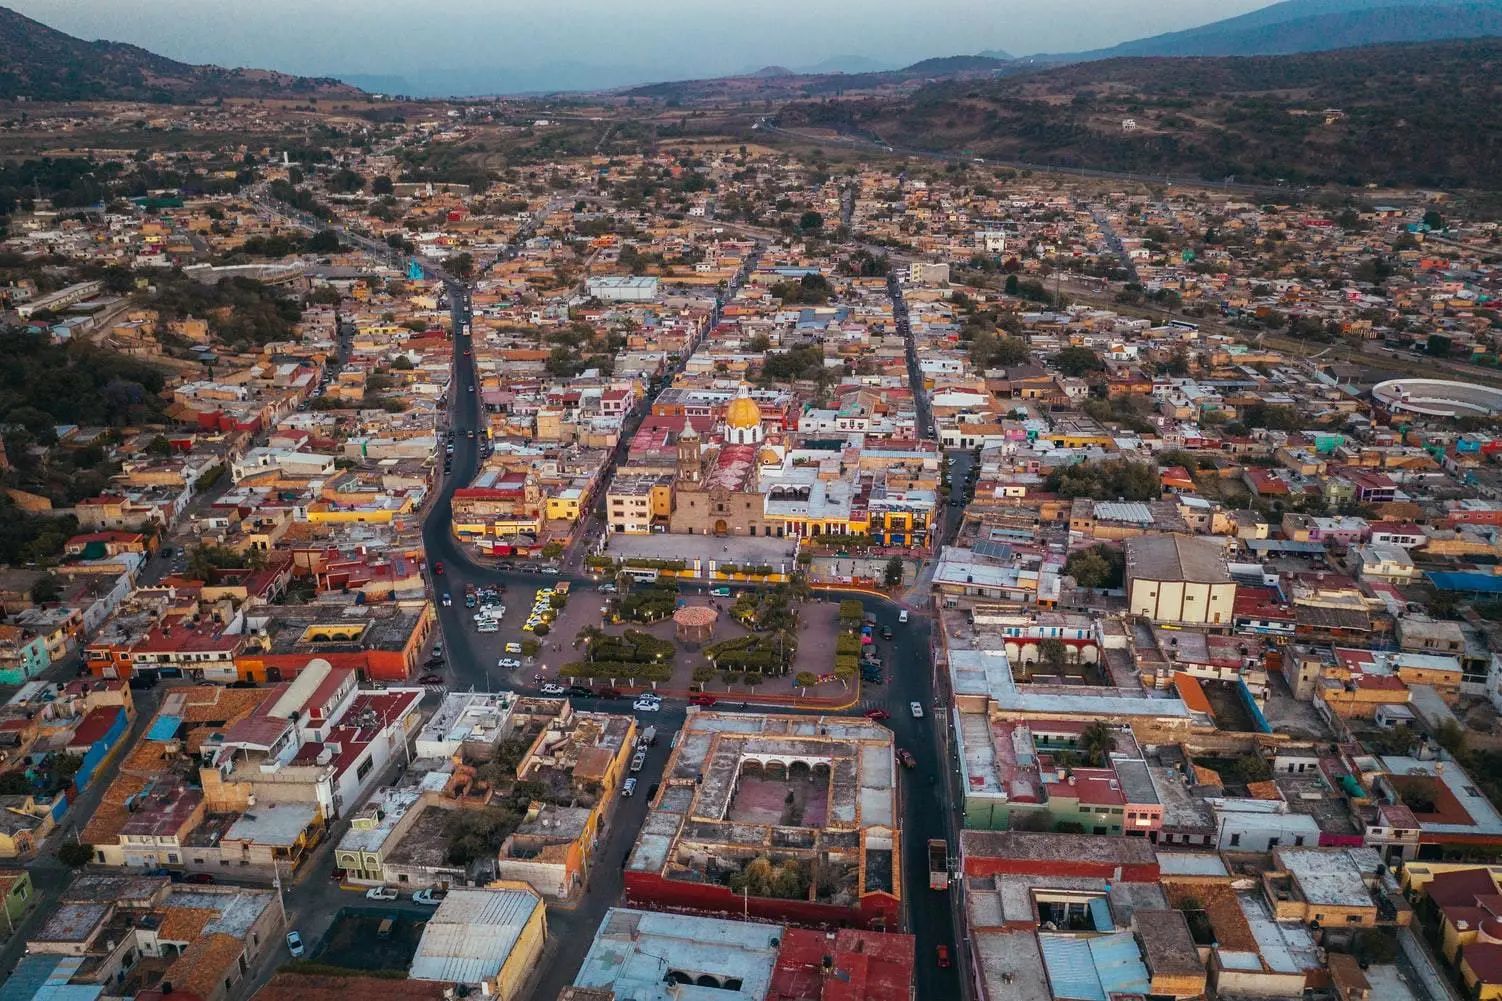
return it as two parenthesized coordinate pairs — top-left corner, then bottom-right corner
(409, 885), (547, 1001)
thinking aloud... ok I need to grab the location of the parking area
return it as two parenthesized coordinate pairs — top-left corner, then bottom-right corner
(307, 906), (429, 973)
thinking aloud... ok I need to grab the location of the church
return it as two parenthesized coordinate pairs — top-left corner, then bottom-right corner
(668, 386), (788, 537)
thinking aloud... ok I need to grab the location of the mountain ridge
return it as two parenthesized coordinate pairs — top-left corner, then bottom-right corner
(0, 4), (363, 102)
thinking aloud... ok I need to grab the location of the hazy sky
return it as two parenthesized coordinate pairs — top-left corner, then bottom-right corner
(11, 0), (1273, 93)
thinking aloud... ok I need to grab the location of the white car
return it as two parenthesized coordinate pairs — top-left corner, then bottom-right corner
(910, 702), (925, 719)
(412, 888), (445, 906)
(498, 658), (522, 669)
(540, 683), (566, 695)
(598, 583), (617, 593)
(365, 885), (399, 901)
(285, 930), (305, 957)
(441, 593), (452, 607)
(541, 566), (560, 575)
(633, 697), (661, 712)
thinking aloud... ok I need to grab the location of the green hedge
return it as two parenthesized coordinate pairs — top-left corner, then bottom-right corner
(559, 660), (673, 682)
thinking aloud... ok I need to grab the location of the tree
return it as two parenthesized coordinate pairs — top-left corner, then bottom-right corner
(1004, 273), (1020, 296)
(1064, 549), (1111, 590)
(305, 230), (342, 254)
(30, 574), (62, 604)
(1435, 719), (1466, 755)
(146, 434), (173, 457)
(541, 541), (565, 560)
(794, 671), (819, 691)
(371, 175), (394, 196)
(883, 557), (905, 588)
(57, 841), (93, 867)
(1079, 721), (1117, 767)
(1037, 638), (1069, 674)
(448, 253), (475, 279)
(1422, 209), (1444, 231)
(1052, 346), (1105, 377)
(798, 210), (823, 232)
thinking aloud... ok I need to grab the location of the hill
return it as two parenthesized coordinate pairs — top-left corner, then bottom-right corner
(772, 38), (1502, 189)
(0, 5), (362, 102)
(1063, 0), (1502, 58)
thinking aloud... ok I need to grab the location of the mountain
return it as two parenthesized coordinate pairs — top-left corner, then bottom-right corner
(0, 5), (362, 102)
(749, 66), (796, 78)
(898, 55), (1011, 75)
(978, 49), (1016, 60)
(797, 54), (896, 75)
(1063, 0), (1502, 58)
(773, 37), (1502, 189)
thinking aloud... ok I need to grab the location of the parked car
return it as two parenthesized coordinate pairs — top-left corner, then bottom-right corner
(541, 566), (560, 575)
(366, 885), (399, 902)
(540, 683), (566, 695)
(566, 685), (593, 698)
(184, 872), (216, 884)
(879, 625), (893, 640)
(622, 777), (638, 797)
(630, 750), (647, 772)
(709, 586), (731, 597)
(897, 749), (917, 768)
(595, 687), (622, 699)
(598, 583), (618, 593)
(504, 642), (523, 654)
(286, 931), (305, 957)
(690, 694), (717, 707)
(864, 709), (891, 722)
(412, 888), (446, 906)
(935, 945), (951, 968)
(910, 702), (925, 718)
(498, 658), (522, 669)
(432, 561), (444, 575)
(633, 697), (661, 712)
(419, 673), (444, 685)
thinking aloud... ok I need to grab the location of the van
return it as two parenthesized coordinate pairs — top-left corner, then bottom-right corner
(622, 778), (637, 797)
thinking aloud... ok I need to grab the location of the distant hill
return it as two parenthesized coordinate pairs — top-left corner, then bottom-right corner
(898, 54), (1010, 75)
(621, 51), (1014, 103)
(773, 37), (1502, 189)
(798, 54), (895, 74)
(1063, 0), (1502, 58)
(978, 49), (1016, 60)
(0, 5), (363, 102)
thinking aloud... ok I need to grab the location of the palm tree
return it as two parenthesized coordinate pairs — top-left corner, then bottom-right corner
(1079, 722), (1117, 767)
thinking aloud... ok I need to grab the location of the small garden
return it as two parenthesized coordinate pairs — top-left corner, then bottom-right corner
(561, 627), (676, 685)
(610, 581), (682, 623)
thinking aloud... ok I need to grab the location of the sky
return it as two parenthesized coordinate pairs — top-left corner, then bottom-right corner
(10, 0), (1273, 94)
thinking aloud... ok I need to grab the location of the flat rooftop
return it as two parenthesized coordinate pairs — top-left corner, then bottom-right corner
(573, 908), (781, 1001)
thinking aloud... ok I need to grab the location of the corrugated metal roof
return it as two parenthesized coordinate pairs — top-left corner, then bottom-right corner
(0, 955), (102, 1001)
(409, 888), (540, 985)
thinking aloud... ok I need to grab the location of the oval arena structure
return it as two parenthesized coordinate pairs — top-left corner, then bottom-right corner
(1371, 378), (1502, 417)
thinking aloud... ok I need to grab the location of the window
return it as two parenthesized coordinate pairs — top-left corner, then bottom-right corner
(1229, 833), (1241, 847)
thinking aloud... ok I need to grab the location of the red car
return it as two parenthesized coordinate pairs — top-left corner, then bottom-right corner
(690, 694), (717, 707)
(864, 709), (891, 722)
(184, 873), (215, 884)
(595, 687), (622, 699)
(936, 945), (951, 968)
(433, 561), (444, 575)
(896, 749), (916, 768)
(419, 673), (444, 685)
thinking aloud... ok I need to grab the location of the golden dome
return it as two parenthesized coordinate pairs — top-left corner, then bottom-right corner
(758, 446), (781, 466)
(725, 394), (763, 430)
